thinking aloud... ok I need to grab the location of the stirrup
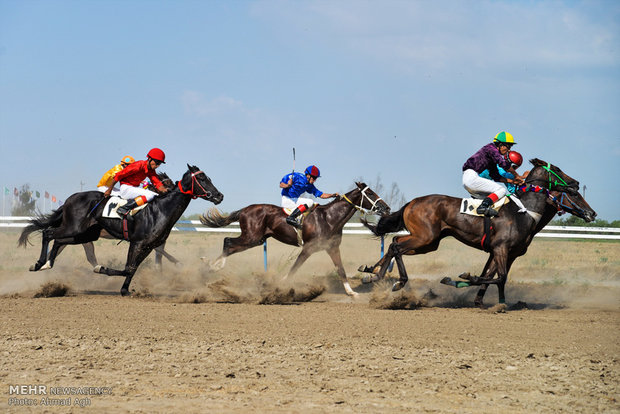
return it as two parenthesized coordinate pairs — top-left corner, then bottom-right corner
(286, 216), (301, 229)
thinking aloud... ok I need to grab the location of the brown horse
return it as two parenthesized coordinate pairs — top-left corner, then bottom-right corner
(359, 159), (596, 307)
(200, 182), (390, 296)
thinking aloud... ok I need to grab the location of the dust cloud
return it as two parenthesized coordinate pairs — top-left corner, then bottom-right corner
(1, 231), (618, 310)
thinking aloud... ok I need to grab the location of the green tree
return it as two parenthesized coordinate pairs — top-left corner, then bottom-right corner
(11, 184), (37, 216)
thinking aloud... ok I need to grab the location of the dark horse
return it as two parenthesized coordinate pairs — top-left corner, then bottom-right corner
(18, 165), (223, 296)
(359, 159), (596, 307)
(200, 182), (390, 296)
(51, 172), (180, 270)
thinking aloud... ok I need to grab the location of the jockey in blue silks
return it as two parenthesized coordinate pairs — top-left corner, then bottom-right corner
(280, 165), (339, 228)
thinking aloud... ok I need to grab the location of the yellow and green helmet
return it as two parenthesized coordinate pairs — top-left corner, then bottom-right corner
(493, 131), (516, 145)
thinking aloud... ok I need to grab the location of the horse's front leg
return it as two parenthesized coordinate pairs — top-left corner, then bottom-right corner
(326, 245), (358, 297)
(474, 254), (496, 308)
(155, 242), (180, 269)
(83, 242), (98, 268)
(283, 244), (318, 280)
(95, 241), (153, 296)
(390, 244), (409, 292)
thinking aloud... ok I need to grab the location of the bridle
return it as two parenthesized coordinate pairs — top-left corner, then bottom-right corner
(342, 185), (384, 214)
(519, 163), (585, 217)
(178, 170), (212, 200)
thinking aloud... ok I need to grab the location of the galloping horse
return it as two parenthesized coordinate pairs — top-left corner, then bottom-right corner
(200, 182), (390, 296)
(359, 159), (596, 307)
(51, 172), (180, 270)
(19, 165), (223, 296)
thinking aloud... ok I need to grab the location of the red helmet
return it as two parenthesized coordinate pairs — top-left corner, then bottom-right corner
(305, 165), (321, 178)
(147, 148), (166, 163)
(508, 150), (522, 168)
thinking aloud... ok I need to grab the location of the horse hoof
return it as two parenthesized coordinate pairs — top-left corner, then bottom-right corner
(392, 281), (405, 291)
(361, 274), (379, 284)
(458, 272), (472, 280)
(358, 265), (374, 273)
(40, 261), (52, 270)
(29, 263), (41, 272)
(120, 288), (130, 296)
(440, 277), (456, 287)
(93, 265), (103, 274)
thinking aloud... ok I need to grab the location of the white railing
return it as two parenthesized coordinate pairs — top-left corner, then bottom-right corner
(3, 216), (618, 240)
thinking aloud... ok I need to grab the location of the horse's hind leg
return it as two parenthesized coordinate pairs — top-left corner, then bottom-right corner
(30, 228), (54, 271)
(40, 242), (67, 270)
(205, 235), (263, 271)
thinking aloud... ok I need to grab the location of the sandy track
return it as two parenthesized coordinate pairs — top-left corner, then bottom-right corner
(1, 296), (618, 413)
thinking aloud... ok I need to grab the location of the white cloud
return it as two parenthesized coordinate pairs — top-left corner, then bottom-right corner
(253, 0), (619, 76)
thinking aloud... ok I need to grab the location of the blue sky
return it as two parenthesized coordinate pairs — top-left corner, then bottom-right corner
(1, 0), (618, 220)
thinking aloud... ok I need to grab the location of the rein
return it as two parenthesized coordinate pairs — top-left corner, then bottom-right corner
(517, 184), (584, 217)
(517, 162), (586, 217)
(178, 170), (209, 200)
(527, 162), (570, 190)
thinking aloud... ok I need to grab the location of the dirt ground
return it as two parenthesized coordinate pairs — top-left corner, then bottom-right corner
(1, 231), (618, 413)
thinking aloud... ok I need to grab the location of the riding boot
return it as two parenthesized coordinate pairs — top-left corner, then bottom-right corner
(286, 205), (307, 229)
(117, 199), (138, 217)
(476, 197), (498, 217)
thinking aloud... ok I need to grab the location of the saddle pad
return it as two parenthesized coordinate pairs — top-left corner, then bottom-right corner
(102, 197), (146, 219)
(281, 207), (313, 217)
(460, 197), (510, 217)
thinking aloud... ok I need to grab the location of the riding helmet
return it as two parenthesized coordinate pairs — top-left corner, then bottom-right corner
(305, 165), (320, 178)
(121, 155), (135, 164)
(147, 148), (166, 163)
(508, 151), (523, 168)
(493, 131), (516, 145)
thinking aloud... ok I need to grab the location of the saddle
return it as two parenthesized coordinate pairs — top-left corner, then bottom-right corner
(102, 197), (147, 219)
(282, 205), (316, 247)
(459, 197), (510, 217)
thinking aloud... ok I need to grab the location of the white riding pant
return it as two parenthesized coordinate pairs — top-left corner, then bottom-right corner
(462, 169), (507, 199)
(119, 184), (159, 202)
(281, 195), (315, 210)
(97, 186), (121, 197)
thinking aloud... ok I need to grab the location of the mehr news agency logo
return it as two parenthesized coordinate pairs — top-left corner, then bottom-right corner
(8, 384), (112, 407)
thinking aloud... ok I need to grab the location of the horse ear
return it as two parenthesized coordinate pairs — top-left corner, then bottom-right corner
(529, 158), (546, 167)
(356, 181), (363, 188)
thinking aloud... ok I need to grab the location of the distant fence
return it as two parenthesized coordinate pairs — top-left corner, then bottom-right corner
(3, 216), (619, 240)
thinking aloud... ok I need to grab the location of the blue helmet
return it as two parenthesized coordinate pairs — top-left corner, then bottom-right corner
(305, 165), (320, 178)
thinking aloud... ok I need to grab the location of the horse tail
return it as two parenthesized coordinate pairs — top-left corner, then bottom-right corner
(362, 204), (406, 236)
(17, 206), (64, 247)
(200, 207), (242, 228)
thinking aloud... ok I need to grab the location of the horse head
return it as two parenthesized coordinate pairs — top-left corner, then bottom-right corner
(178, 164), (224, 205)
(526, 159), (596, 222)
(347, 182), (391, 216)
